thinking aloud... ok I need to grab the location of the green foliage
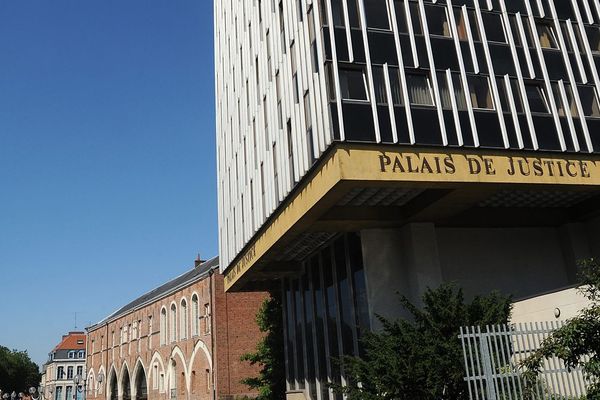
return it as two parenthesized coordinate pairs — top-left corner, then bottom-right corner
(240, 292), (286, 400)
(331, 283), (512, 400)
(0, 346), (40, 393)
(521, 259), (600, 399)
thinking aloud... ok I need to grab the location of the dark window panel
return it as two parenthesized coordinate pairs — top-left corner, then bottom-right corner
(393, 107), (411, 143)
(406, 72), (435, 106)
(585, 26), (600, 54)
(334, 28), (350, 62)
(431, 37), (459, 70)
(388, 67), (403, 105)
(443, 110), (459, 146)
(323, 27), (332, 60)
(586, 119), (600, 153)
(331, 0), (344, 27)
(365, 0), (390, 30)
(368, 31), (399, 65)
(503, 114), (521, 149)
(351, 30), (366, 63)
(458, 112), (475, 147)
(347, 0), (361, 28)
(409, 2), (422, 35)
(525, 83), (550, 113)
(342, 103), (376, 141)
(544, 51), (567, 80)
(412, 108), (443, 145)
(377, 105), (394, 143)
(399, 35), (415, 66)
(474, 112), (504, 148)
(578, 85), (600, 117)
(339, 67), (369, 101)
(424, 4), (452, 37)
(414, 36), (430, 68)
(468, 75), (495, 110)
(438, 71), (467, 111)
(533, 115), (562, 150)
(481, 12), (507, 43)
(537, 22), (559, 49)
(460, 42), (475, 72)
(505, 0), (527, 14)
(310, 256), (329, 400)
(490, 43), (516, 76)
(372, 66), (387, 104)
(394, 0), (409, 33)
(555, 2), (576, 21)
(293, 280), (306, 389)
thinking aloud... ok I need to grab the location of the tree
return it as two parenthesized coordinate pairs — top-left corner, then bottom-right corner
(331, 283), (512, 400)
(0, 347), (41, 393)
(522, 258), (600, 399)
(240, 292), (286, 400)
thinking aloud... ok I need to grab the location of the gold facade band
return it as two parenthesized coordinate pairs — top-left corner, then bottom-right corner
(224, 144), (600, 290)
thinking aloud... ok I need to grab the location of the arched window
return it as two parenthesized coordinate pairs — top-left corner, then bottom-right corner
(170, 304), (177, 343)
(191, 294), (199, 336)
(180, 299), (188, 340)
(160, 308), (167, 345)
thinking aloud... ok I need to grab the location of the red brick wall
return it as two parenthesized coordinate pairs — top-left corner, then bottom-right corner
(86, 269), (267, 400)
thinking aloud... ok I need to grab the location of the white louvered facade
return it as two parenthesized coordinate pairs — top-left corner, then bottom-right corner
(215, 0), (600, 272)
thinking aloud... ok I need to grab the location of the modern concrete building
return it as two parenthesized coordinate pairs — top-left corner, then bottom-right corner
(85, 257), (267, 400)
(214, 0), (600, 398)
(42, 332), (87, 400)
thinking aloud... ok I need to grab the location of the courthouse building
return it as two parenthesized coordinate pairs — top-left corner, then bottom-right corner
(85, 257), (267, 400)
(215, 0), (600, 398)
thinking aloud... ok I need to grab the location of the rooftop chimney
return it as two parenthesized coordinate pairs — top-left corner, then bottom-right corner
(194, 254), (205, 268)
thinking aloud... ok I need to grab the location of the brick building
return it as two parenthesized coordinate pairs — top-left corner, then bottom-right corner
(85, 257), (268, 400)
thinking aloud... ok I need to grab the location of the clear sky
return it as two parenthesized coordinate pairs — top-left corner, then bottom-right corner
(0, 1), (216, 367)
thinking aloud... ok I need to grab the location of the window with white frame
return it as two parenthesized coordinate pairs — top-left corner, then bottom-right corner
(536, 21), (559, 49)
(192, 294), (199, 336)
(339, 68), (369, 101)
(525, 83), (550, 113)
(425, 4), (451, 38)
(160, 308), (167, 345)
(406, 73), (435, 106)
(180, 299), (188, 340)
(169, 304), (177, 343)
(468, 75), (495, 110)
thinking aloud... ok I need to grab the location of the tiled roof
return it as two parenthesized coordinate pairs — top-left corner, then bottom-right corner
(53, 332), (86, 351)
(87, 256), (219, 331)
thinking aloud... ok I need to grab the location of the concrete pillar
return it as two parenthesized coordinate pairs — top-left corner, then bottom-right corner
(361, 223), (442, 329)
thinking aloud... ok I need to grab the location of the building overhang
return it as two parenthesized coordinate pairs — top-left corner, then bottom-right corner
(224, 143), (600, 292)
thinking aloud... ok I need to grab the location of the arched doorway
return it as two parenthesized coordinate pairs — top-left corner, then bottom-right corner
(134, 366), (148, 400)
(109, 369), (118, 400)
(122, 366), (131, 400)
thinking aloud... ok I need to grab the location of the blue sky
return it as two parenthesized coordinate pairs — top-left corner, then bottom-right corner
(0, 1), (216, 366)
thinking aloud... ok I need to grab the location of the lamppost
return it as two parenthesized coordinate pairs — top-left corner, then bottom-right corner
(73, 374), (86, 400)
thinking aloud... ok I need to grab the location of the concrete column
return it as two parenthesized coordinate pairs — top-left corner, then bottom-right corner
(361, 223), (442, 329)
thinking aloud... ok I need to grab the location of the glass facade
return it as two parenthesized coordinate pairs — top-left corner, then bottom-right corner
(283, 233), (369, 400)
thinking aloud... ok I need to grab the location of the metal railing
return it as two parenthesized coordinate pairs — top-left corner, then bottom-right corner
(459, 322), (590, 400)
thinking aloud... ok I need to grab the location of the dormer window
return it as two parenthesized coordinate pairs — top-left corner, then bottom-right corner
(68, 351), (75, 359)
